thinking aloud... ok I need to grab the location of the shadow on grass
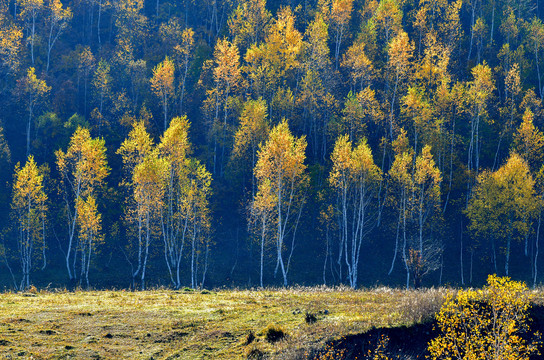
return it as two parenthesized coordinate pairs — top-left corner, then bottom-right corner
(308, 305), (544, 360)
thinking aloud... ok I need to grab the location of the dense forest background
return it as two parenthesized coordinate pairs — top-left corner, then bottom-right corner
(0, 0), (543, 290)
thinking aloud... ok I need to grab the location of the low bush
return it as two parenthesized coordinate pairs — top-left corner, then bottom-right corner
(428, 275), (540, 360)
(264, 324), (286, 343)
(305, 311), (317, 324)
(245, 344), (265, 359)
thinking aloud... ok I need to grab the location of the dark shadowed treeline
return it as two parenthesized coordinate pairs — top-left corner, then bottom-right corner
(1, 0), (544, 290)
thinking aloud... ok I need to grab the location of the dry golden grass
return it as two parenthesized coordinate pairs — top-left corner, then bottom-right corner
(0, 286), (451, 359)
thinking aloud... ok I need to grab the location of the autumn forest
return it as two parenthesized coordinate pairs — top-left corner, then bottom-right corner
(0, 0), (543, 291)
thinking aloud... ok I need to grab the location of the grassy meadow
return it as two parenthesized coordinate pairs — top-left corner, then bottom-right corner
(0, 287), (451, 359)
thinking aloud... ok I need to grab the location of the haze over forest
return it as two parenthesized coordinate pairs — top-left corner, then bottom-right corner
(0, 0), (543, 290)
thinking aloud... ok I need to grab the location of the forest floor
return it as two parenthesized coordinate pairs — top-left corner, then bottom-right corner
(0, 286), (480, 359)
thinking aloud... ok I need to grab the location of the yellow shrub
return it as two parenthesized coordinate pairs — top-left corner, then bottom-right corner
(428, 275), (539, 360)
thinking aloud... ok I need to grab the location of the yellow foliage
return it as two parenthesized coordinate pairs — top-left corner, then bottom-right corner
(11, 155), (47, 288)
(428, 275), (540, 360)
(466, 153), (539, 270)
(0, 13), (23, 74)
(227, 0), (271, 47)
(150, 56), (175, 129)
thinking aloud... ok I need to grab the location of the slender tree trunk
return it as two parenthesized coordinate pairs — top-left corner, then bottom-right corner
(191, 222), (196, 288)
(475, 113), (480, 171)
(26, 100), (32, 156)
(525, 231), (530, 257)
(64, 184), (81, 281)
(72, 235), (78, 281)
(444, 110), (456, 212)
(31, 14), (36, 65)
(201, 237), (209, 288)
(467, 5), (475, 62)
(418, 187), (424, 256)
(47, 24), (54, 72)
(468, 250), (474, 283)
(133, 211), (143, 287)
(377, 143), (387, 225)
(180, 57), (189, 113)
(41, 216), (46, 270)
(389, 74), (399, 141)
(490, 1), (495, 43)
(86, 234), (92, 288)
(163, 93), (168, 131)
(162, 214), (175, 287)
(402, 191), (410, 290)
(460, 219), (464, 285)
(388, 210), (402, 275)
(506, 230), (511, 276)
(141, 215), (151, 290)
(535, 211), (541, 288)
(260, 215), (266, 288)
(323, 226), (329, 285)
(98, 0), (102, 45)
(84, 77), (88, 118)
(439, 254), (444, 286)
(536, 45), (542, 99)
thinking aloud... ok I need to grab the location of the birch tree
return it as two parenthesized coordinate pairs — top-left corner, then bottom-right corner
(254, 119), (307, 286)
(251, 178), (274, 287)
(76, 195), (102, 288)
(15, 67), (50, 155)
(243, 6), (302, 102)
(410, 145), (442, 288)
(321, 0), (354, 68)
(17, 0), (42, 65)
(231, 98), (269, 198)
(388, 130), (414, 288)
(387, 31), (414, 141)
(45, 0), (71, 73)
(227, 0), (270, 49)
(466, 62), (494, 194)
(205, 38), (241, 175)
(158, 116), (191, 289)
(117, 120), (160, 290)
(342, 41), (374, 93)
(466, 153), (539, 276)
(174, 28), (194, 114)
(151, 56), (175, 131)
(182, 159), (212, 289)
(78, 47), (95, 117)
(131, 150), (168, 290)
(513, 110), (544, 284)
(11, 155), (46, 289)
(92, 59), (111, 134)
(56, 127), (109, 281)
(329, 135), (381, 288)
(0, 10), (23, 78)
(527, 18), (544, 99)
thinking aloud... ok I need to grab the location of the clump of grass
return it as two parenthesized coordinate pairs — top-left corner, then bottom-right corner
(305, 311), (317, 324)
(399, 288), (449, 324)
(245, 344), (265, 359)
(264, 324), (287, 343)
(245, 331), (255, 345)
